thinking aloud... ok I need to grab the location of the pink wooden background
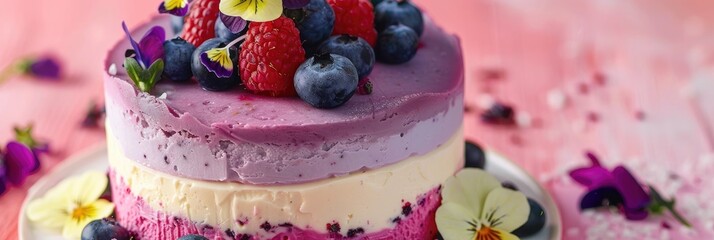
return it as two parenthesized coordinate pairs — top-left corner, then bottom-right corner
(1, 0), (713, 239)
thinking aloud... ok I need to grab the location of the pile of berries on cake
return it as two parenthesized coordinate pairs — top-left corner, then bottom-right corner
(148, 0), (424, 109)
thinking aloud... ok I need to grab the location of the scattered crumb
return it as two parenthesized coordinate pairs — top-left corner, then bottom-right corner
(108, 63), (117, 76)
(593, 72), (607, 86)
(635, 111), (646, 121)
(587, 112), (599, 122)
(547, 89), (568, 110)
(578, 82), (589, 94)
(480, 68), (505, 80)
(158, 92), (168, 100)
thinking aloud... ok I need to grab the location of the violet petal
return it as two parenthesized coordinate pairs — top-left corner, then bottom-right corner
(4, 142), (36, 186)
(138, 26), (166, 68)
(158, 0), (190, 16)
(283, 0), (310, 9)
(122, 21), (145, 68)
(580, 187), (623, 210)
(220, 13), (247, 34)
(623, 207), (649, 220)
(569, 165), (615, 190)
(29, 57), (61, 79)
(612, 166), (651, 210)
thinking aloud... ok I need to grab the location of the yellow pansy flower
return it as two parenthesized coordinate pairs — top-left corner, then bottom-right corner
(27, 171), (115, 240)
(436, 169), (530, 240)
(220, 0), (283, 22)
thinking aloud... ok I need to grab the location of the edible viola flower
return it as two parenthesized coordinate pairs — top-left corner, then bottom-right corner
(219, 0), (284, 22)
(569, 152), (651, 220)
(0, 55), (62, 84)
(0, 141), (39, 194)
(27, 171), (115, 239)
(14, 125), (46, 172)
(25, 56), (61, 79)
(200, 35), (246, 78)
(158, 0), (193, 16)
(121, 22), (166, 92)
(436, 169), (530, 240)
(122, 21), (165, 69)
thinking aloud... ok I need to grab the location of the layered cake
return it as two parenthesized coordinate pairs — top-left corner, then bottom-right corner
(104, 0), (463, 239)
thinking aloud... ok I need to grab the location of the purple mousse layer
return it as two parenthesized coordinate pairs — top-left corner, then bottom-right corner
(104, 15), (464, 184)
(110, 171), (441, 240)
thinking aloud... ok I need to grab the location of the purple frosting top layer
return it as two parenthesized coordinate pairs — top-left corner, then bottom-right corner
(104, 15), (464, 185)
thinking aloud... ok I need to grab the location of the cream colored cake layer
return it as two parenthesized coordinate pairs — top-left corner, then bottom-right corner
(108, 126), (464, 234)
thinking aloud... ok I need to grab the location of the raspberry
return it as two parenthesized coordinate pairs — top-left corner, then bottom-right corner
(180, 0), (220, 47)
(327, 0), (377, 46)
(240, 16), (306, 97)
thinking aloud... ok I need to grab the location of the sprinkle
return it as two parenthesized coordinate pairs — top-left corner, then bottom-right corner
(515, 111), (532, 128)
(476, 94), (496, 110)
(635, 111), (646, 121)
(547, 89), (567, 110)
(480, 68), (505, 80)
(108, 64), (117, 75)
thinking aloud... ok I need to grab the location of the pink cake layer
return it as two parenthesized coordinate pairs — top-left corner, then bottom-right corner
(110, 171), (441, 240)
(104, 15), (464, 185)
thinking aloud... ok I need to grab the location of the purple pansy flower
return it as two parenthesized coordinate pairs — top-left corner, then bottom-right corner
(569, 151), (651, 220)
(283, 0), (310, 9)
(27, 56), (61, 79)
(122, 21), (166, 69)
(158, 0), (193, 16)
(0, 141), (39, 196)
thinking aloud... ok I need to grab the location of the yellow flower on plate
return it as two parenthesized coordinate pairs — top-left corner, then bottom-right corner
(219, 0), (283, 22)
(436, 169), (530, 240)
(26, 171), (115, 240)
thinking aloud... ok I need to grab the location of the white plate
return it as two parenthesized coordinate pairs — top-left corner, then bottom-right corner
(19, 147), (562, 240)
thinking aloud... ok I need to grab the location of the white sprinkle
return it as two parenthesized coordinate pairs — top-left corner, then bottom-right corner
(158, 92), (168, 100)
(108, 63), (117, 76)
(547, 89), (567, 110)
(516, 111), (532, 128)
(476, 94), (496, 109)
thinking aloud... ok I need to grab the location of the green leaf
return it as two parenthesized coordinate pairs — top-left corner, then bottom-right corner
(123, 57), (164, 93)
(146, 59), (164, 90)
(648, 185), (691, 228)
(124, 57), (144, 90)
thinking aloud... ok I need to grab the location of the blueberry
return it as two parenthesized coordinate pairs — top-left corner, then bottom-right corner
(294, 54), (359, 109)
(464, 141), (486, 169)
(177, 234), (209, 240)
(191, 38), (241, 91)
(285, 0), (335, 50)
(376, 24), (419, 64)
(317, 35), (375, 79)
(163, 37), (196, 82)
(171, 16), (184, 35)
(481, 102), (515, 124)
(81, 218), (131, 240)
(375, 0), (424, 36)
(214, 17), (248, 42)
(513, 198), (547, 237)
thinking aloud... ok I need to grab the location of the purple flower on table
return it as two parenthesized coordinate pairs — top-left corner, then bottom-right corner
(122, 21), (165, 69)
(158, 0), (193, 16)
(27, 56), (61, 79)
(569, 151), (651, 220)
(0, 141), (40, 196)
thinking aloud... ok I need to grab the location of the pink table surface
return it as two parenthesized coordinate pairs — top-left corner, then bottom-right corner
(2, 0), (714, 239)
